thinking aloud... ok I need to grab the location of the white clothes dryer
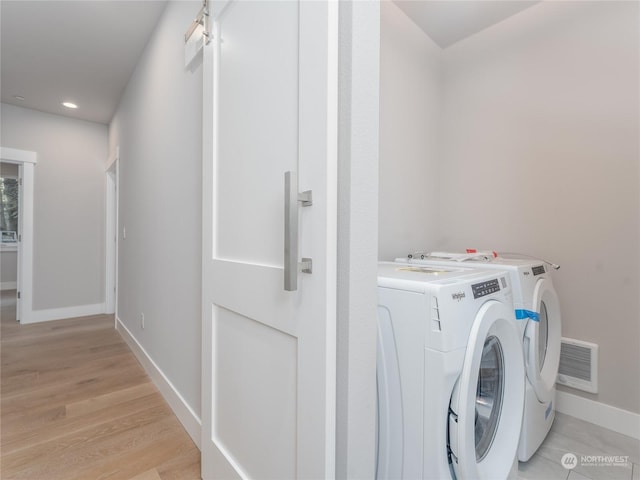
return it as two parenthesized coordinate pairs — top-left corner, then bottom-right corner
(395, 253), (562, 461)
(376, 262), (525, 479)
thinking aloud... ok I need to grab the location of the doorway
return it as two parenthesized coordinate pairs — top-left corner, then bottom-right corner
(0, 147), (36, 323)
(105, 155), (118, 317)
(0, 162), (19, 321)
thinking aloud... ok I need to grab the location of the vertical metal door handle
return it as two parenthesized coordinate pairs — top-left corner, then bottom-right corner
(284, 171), (312, 291)
(284, 171), (298, 291)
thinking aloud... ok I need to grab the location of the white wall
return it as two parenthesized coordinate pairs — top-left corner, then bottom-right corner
(1, 162), (19, 176)
(436, 2), (639, 414)
(109, 0), (202, 431)
(378, 2), (441, 260)
(0, 103), (108, 311)
(1, 251), (17, 287)
(380, 1), (639, 416)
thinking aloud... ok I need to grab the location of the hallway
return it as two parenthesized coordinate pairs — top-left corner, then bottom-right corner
(0, 290), (200, 480)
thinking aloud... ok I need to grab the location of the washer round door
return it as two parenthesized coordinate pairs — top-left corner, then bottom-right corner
(523, 278), (561, 403)
(448, 300), (525, 480)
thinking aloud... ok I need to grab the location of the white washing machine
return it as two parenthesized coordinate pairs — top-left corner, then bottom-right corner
(395, 253), (562, 461)
(376, 262), (525, 479)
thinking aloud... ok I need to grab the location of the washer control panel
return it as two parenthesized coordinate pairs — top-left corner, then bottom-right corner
(471, 278), (501, 299)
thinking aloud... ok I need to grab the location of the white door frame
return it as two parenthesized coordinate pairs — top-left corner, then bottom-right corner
(105, 151), (119, 317)
(334, 2), (381, 478)
(0, 147), (36, 324)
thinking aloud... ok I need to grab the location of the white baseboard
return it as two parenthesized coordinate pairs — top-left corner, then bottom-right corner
(116, 316), (201, 449)
(0, 281), (17, 291)
(556, 390), (640, 440)
(28, 303), (106, 323)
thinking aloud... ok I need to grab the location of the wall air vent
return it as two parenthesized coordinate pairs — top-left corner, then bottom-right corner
(556, 337), (598, 394)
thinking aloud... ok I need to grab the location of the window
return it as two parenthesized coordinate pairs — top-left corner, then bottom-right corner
(0, 176), (19, 241)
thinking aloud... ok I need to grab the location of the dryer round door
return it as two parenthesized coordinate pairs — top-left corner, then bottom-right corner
(448, 300), (525, 480)
(523, 278), (561, 403)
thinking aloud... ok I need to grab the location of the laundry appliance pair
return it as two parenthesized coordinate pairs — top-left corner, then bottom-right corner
(398, 252), (562, 462)
(376, 254), (561, 479)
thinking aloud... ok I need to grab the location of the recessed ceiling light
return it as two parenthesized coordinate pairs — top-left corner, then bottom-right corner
(62, 102), (78, 109)
(13, 95), (25, 101)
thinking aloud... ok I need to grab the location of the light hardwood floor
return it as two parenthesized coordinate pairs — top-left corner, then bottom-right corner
(0, 290), (200, 480)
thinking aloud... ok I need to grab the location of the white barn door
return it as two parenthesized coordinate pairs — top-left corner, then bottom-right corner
(201, 1), (337, 478)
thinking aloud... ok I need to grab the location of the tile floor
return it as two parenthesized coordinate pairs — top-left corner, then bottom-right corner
(518, 412), (639, 480)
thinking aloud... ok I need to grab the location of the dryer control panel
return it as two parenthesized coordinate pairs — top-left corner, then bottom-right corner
(532, 265), (546, 276)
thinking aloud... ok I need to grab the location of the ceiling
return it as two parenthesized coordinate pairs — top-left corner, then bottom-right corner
(0, 0), (539, 126)
(1, 1), (168, 125)
(394, 0), (540, 48)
